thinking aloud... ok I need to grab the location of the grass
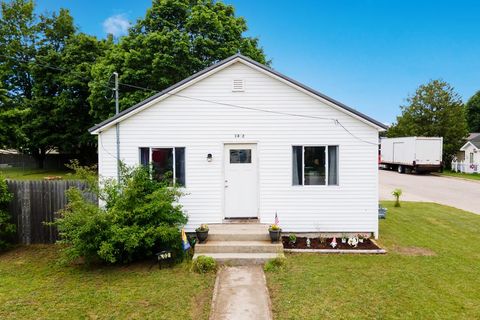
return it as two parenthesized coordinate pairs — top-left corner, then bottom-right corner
(438, 170), (480, 181)
(0, 167), (77, 180)
(266, 202), (480, 319)
(0, 246), (215, 319)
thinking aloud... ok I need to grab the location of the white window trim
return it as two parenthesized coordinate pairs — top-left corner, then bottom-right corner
(138, 146), (186, 186)
(291, 144), (339, 187)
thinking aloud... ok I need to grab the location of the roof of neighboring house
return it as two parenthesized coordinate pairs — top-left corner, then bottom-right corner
(89, 53), (387, 134)
(467, 132), (480, 141)
(470, 136), (480, 148)
(0, 149), (20, 155)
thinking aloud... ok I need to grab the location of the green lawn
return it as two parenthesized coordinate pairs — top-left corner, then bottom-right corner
(0, 246), (215, 319)
(0, 167), (77, 180)
(438, 170), (480, 181)
(267, 202), (480, 319)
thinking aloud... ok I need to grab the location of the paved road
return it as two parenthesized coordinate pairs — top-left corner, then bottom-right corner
(379, 169), (480, 214)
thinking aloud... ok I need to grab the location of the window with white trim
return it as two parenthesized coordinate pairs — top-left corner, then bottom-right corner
(139, 147), (185, 185)
(292, 145), (338, 186)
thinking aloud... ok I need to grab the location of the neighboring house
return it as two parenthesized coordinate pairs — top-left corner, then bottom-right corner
(89, 54), (387, 237)
(453, 134), (480, 174)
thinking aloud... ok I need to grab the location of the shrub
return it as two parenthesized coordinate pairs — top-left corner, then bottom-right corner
(264, 255), (286, 272)
(0, 175), (15, 251)
(54, 163), (188, 264)
(192, 255), (217, 274)
(392, 188), (403, 207)
(288, 234), (297, 243)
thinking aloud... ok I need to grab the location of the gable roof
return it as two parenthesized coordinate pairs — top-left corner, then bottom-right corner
(461, 138), (480, 151)
(467, 132), (480, 141)
(470, 136), (480, 148)
(89, 54), (387, 134)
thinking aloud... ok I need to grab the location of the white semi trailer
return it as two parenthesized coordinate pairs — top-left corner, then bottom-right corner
(380, 137), (443, 173)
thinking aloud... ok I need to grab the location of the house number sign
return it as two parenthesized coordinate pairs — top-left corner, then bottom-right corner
(234, 134), (245, 138)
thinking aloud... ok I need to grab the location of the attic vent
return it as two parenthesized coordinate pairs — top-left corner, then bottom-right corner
(232, 79), (245, 92)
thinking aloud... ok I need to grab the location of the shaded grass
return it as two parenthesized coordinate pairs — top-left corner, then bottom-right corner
(0, 246), (215, 319)
(0, 167), (78, 180)
(438, 170), (480, 181)
(267, 202), (480, 319)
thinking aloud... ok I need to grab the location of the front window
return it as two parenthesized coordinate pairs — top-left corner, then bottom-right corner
(139, 147), (185, 185)
(470, 152), (474, 164)
(292, 145), (339, 186)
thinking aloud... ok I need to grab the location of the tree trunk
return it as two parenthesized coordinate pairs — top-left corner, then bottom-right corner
(32, 148), (46, 169)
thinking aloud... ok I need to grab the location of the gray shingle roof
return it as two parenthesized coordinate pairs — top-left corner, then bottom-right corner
(470, 136), (480, 148)
(467, 132), (480, 141)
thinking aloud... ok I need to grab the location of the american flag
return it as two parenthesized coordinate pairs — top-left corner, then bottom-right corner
(274, 212), (279, 225)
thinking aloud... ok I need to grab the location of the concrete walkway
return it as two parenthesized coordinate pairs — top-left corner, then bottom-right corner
(210, 266), (272, 320)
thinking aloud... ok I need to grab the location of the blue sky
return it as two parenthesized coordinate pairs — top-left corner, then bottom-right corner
(34, 0), (480, 124)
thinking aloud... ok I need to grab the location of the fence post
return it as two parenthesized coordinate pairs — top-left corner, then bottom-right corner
(20, 181), (32, 245)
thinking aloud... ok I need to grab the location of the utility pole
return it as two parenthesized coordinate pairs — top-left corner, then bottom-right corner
(114, 72), (120, 182)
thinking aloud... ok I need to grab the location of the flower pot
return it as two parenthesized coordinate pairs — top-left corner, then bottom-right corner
(196, 230), (209, 243)
(341, 238), (347, 244)
(269, 229), (281, 243)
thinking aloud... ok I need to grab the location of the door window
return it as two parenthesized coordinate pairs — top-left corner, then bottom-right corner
(230, 149), (252, 163)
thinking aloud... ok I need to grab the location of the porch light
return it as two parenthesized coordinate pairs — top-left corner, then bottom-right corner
(207, 153), (213, 162)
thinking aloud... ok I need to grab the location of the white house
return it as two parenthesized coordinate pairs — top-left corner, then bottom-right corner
(453, 135), (480, 174)
(89, 54), (387, 237)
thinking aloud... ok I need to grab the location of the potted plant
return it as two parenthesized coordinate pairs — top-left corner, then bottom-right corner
(268, 224), (282, 243)
(195, 224), (209, 243)
(341, 233), (348, 243)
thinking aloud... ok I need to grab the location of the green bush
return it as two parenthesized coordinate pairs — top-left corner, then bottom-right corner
(54, 163), (188, 264)
(192, 255), (217, 274)
(0, 175), (15, 251)
(264, 255), (287, 272)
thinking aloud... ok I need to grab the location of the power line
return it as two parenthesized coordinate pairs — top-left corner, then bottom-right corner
(0, 53), (379, 145)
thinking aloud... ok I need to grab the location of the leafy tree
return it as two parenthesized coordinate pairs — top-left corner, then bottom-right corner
(89, 0), (267, 123)
(0, 174), (15, 251)
(0, 0), (106, 167)
(0, 83), (24, 148)
(388, 80), (468, 164)
(54, 163), (188, 264)
(466, 91), (480, 132)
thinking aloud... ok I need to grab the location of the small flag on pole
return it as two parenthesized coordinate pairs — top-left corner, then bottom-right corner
(181, 228), (191, 251)
(274, 211), (279, 225)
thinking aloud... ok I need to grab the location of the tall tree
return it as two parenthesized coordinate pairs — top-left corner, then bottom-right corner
(388, 80), (468, 164)
(466, 91), (480, 133)
(89, 0), (267, 123)
(0, 0), (105, 167)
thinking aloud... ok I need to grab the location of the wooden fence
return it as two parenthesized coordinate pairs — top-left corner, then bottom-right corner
(7, 180), (97, 244)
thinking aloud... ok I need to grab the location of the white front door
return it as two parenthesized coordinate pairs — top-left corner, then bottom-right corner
(224, 144), (258, 218)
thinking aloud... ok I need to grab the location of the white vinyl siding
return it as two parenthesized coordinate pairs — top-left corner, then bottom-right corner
(97, 61), (379, 236)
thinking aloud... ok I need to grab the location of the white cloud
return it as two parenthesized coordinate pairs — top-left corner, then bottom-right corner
(103, 14), (130, 37)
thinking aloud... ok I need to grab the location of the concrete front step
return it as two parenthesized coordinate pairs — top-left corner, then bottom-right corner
(207, 223), (270, 241)
(193, 252), (282, 266)
(195, 240), (283, 254)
